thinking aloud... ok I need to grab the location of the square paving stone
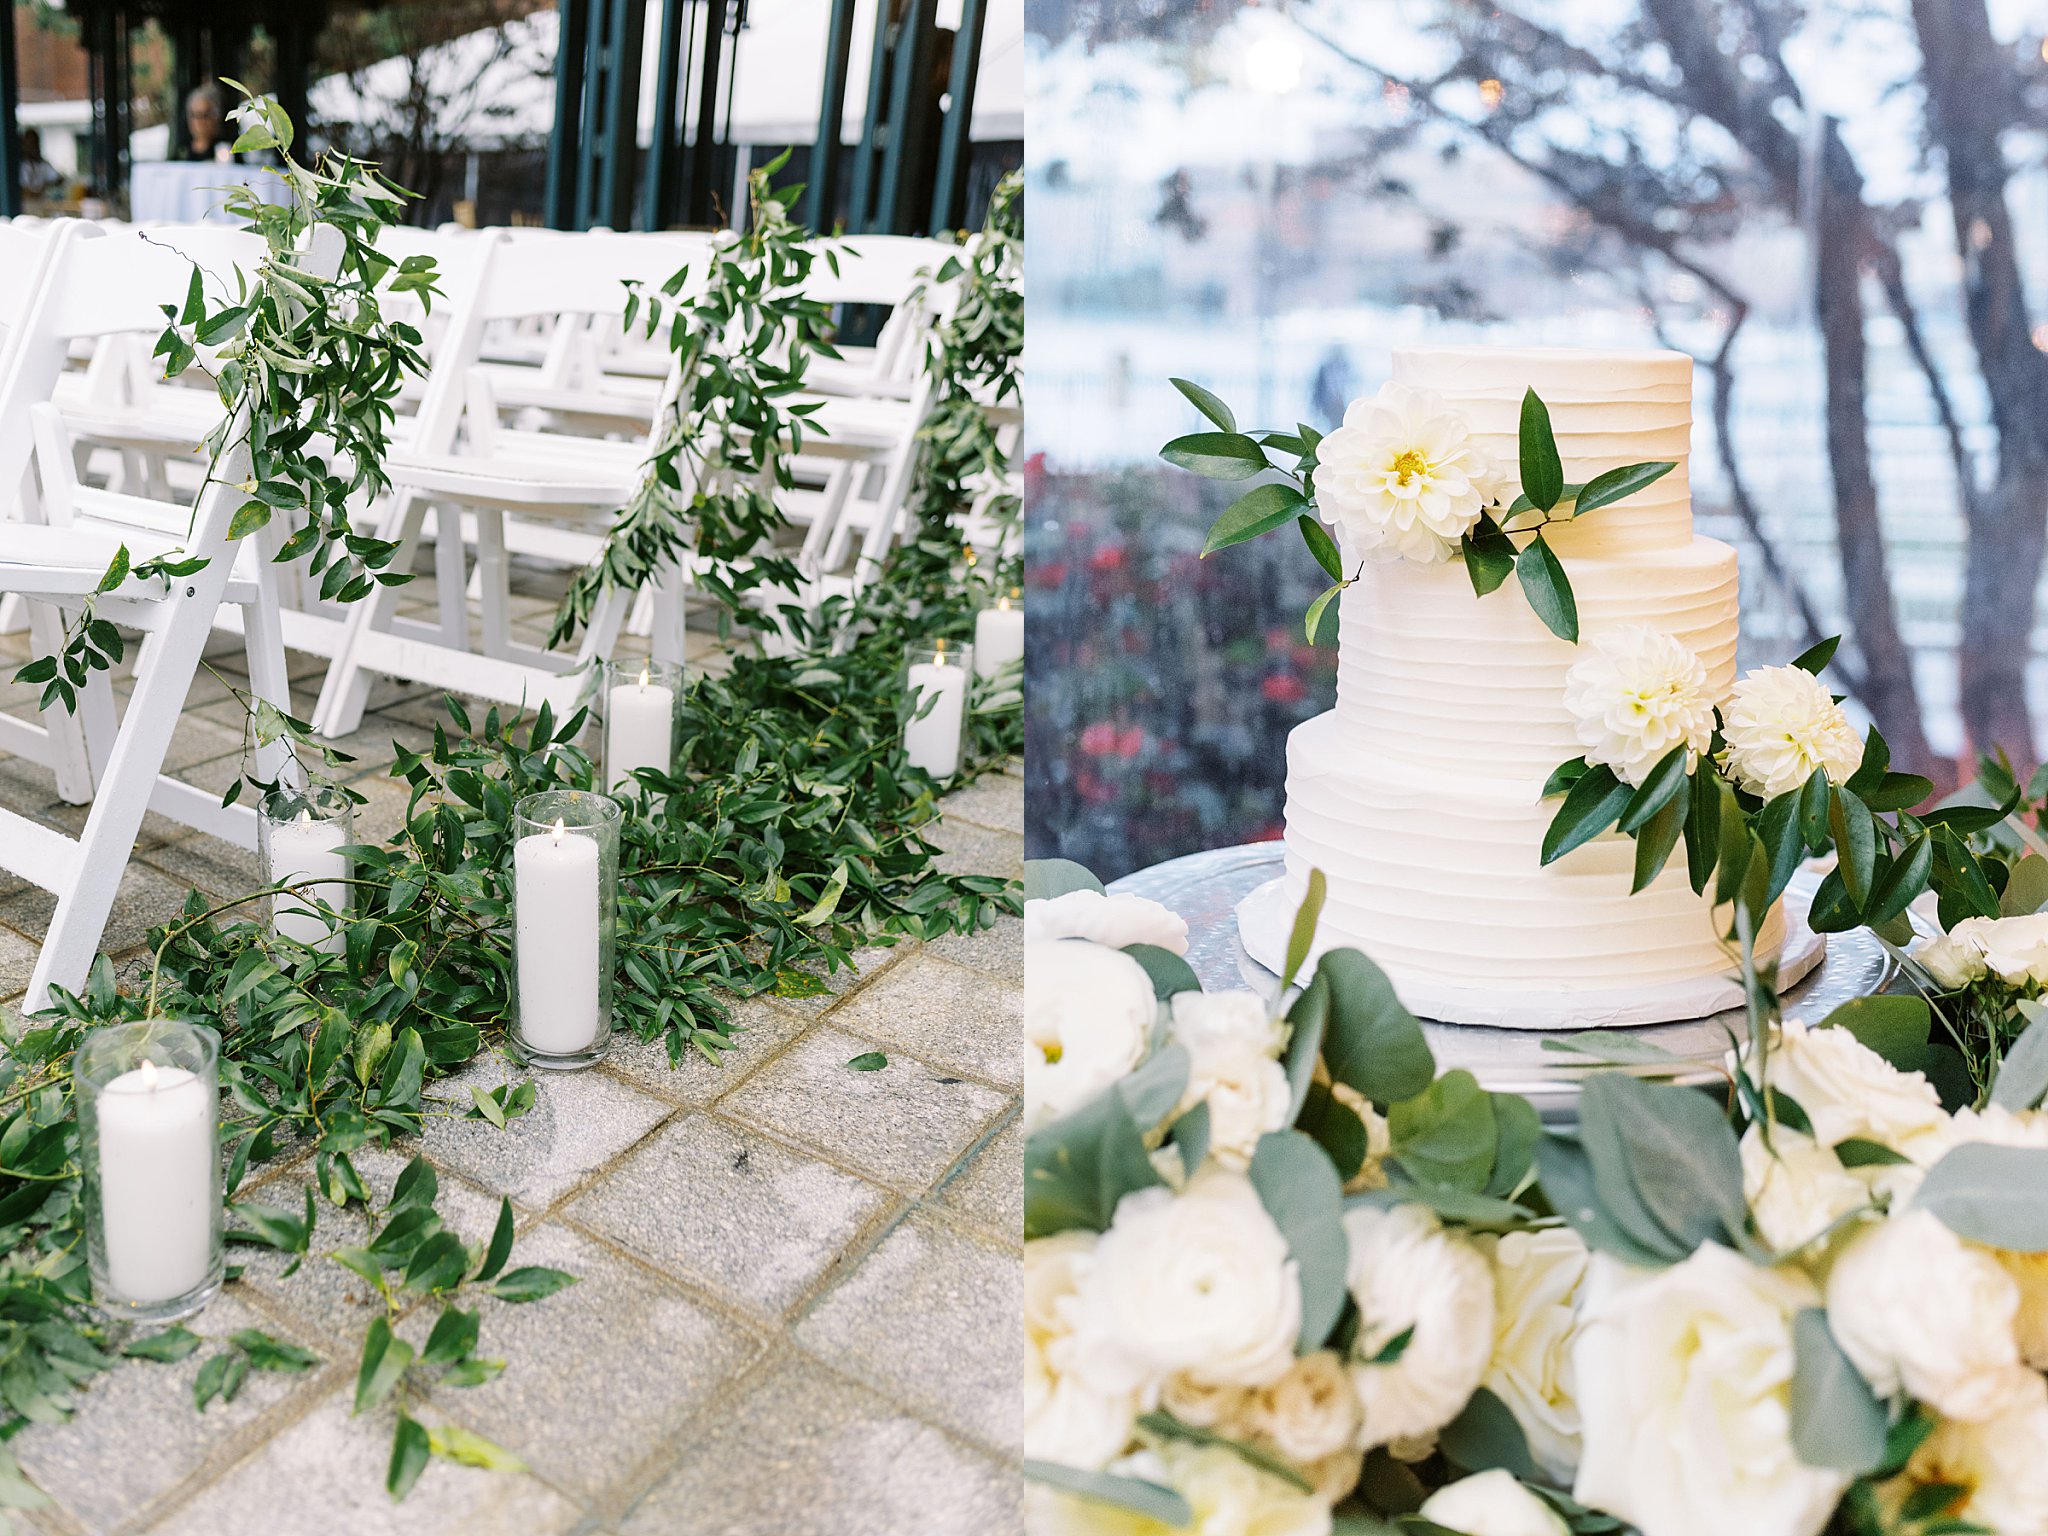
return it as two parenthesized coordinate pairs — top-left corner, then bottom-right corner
(936, 773), (1024, 835)
(409, 1222), (762, 1502)
(595, 996), (809, 1107)
(923, 911), (1023, 984)
(794, 1208), (1022, 1455)
(13, 1292), (330, 1535)
(832, 955), (1021, 1091)
(413, 1055), (674, 1211)
(140, 1391), (582, 1536)
(769, 942), (918, 1017)
(937, 1112), (1022, 1243)
(0, 860), (197, 961)
(568, 1114), (893, 1320)
(0, 924), (37, 1003)
(922, 818), (1023, 880)
(721, 1028), (1008, 1191)
(140, 834), (264, 906)
(619, 1355), (1020, 1536)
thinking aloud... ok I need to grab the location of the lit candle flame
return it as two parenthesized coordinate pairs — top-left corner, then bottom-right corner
(639, 662), (650, 690)
(996, 595), (1012, 612)
(139, 1059), (159, 1090)
(552, 818), (566, 845)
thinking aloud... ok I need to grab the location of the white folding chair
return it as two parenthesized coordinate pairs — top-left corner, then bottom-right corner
(0, 222), (345, 1013)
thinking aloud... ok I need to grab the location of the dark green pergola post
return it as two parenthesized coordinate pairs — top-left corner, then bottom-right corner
(803, 0), (857, 233)
(544, 0), (591, 228)
(679, 0), (725, 226)
(578, 0), (648, 231)
(0, 0), (20, 218)
(639, 0), (689, 230)
(872, 0), (936, 233)
(928, 0), (984, 235)
(844, 0), (896, 232)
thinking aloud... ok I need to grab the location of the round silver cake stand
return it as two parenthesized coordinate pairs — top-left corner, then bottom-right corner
(1106, 843), (1896, 1119)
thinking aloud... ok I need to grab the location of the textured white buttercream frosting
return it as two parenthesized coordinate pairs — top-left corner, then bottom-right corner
(1279, 346), (1788, 1015)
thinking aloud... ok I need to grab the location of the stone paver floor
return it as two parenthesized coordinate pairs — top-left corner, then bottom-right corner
(0, 591), (1023, 1536)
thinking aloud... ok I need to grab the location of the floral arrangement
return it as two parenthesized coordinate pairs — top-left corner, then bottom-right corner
(1160, 379), (1673, 643)
(1023, 858), (2048, 1536)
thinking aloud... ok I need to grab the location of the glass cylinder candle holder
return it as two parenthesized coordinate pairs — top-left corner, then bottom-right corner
(903, 639), (972, 780)
(600, 657), (684, 795)
(973, 587), (1025, 681)
(261, 786), (353, 953)
(76, 1020), (224, 1323)
(511, 789), (621, 1070)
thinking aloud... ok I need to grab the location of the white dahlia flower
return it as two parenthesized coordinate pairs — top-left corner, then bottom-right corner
(1561, 625), (1719, 787)
(1718, 663), (1864, 801)
(1024, 889), (1191, 955)
(1341, 1204), (1496, 1450)
(1315, 384), (1499, 565)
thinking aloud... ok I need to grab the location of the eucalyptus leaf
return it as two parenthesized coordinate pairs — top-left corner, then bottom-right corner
(1024, 859), (1104, 901)
(1994, 1008), (2048, 1112)
(1917, 1143), (2048, 1251)
(1316, 950), (1435, 1105)
(1790, 1308), (1886, 1474)
(1023, 1461), (1192, 1526)
(1248, 1130), (1350, 1351)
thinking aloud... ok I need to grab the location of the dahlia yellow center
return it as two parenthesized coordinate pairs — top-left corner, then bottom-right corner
(1042, 1042), (1063, 1065)
(1390, 448), (1430, 484)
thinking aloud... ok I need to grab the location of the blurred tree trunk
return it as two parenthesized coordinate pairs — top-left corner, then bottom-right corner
(1908, 0), (2048, 769)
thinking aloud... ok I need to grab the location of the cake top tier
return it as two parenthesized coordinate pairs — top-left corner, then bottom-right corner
(1389, 346), (1694, 556)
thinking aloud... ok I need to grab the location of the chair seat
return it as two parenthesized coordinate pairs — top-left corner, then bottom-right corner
(802, 395), (918, 454)
(387, 447), (641, 509)
(0, 524), (259, 604)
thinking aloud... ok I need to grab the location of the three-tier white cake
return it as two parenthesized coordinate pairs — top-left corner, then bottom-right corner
(1237, 346), (1822, 1028)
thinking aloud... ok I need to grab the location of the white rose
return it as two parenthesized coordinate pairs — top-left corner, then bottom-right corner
(1572, 1244), (1847, 1536)
(1750, 1017), (1949, 1161)
(1915, 929), (1989, 990)
(1025, 940), (1157, 1134)
(1315, 384), (1499, 566)
(1027, 1232), (1137, 1469)
(1418, 1470), (1570, 1536)
(1953, 912), (2048, 986)
(1740, 1125), (1869, 1255)
(1026, 890), (1191, 956)
(1561, 625), (1719, 789)
(1168, 992), (1292, 1171)
(1342, 1203), (1495, 1450)
(1072, 1166), (1301, 1403)
(1169, 990), (1289, 1060)
(1717, 662), (1864, 800)
(1887, 1380), (2048, 1536)
(1825, 1207), (2036, 1423)
(1246, 1351), (1361, 1465)
(1477, 1226), (1588, 1485)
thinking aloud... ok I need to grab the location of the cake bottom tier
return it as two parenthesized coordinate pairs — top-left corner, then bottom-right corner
(1279, 711), (1785, 998)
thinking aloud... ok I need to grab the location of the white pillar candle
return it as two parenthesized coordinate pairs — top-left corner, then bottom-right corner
(96, 1061), (215, 1304)
(514, 819), (602, 1054)
(904, 651), (969, 779)
(271, 812), (350, 952)
(973, 599), (1025, 679)
(606, 664), (676, 792)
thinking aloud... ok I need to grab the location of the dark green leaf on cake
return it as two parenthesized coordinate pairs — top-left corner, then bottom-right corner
(1570, 459), (1674, 519)
(1515, 534), (1578, 642)
(1298, 516), (1343, 581)
(1540, 764), (1628, 865)
(1617, 747), (1688, 834)
(1518, 388), (1564, 511)
(1163, 429), (1268, 481)
(1790, 635), (1841, 676)
(1461, 514), (1516, 596)
(1201, 481), (1308, 556)
(1304, 582), (1342, 645)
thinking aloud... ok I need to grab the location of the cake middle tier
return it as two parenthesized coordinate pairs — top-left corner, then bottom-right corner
(1335, 536), (1740, 784)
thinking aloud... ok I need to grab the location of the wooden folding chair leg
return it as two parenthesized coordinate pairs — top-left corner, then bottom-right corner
(313, 490), (429, 739)
(242, 568), (296, 787)
(648, 563), (687, 666)
(21, 599), (97, 804)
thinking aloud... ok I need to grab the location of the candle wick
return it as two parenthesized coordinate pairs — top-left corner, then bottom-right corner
(552, 818), (565, 846)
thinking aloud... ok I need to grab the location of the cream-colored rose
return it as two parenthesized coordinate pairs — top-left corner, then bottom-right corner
(1572, 1244), (1847, 1536)
(1027, 1232), (1138, 1469)
(1026, 889), (1191, 956)
(1169, 992), (1292, 1171)
(1749, 1016), (1949, 1161)
(1159, 1372), (1253, 1432)
(1169, 990), (1289, 1060)
(1418, 1470), (1570, 1536)
(1952, 913), (2048, 987)
(1315, 384), (1499, 565)
(1718, 663), (1864, 800)
(1330, 1082), (1392, 1194)
(1915, 929), (1989, 990)
(1342, 1203), (1495, 1451)
(1561, 625), (1719, 789)
(1302, 1446), (1364, 1504)
(1885, 1381), (2048, 1536)
(1477, 1226), (1588, 1485)
(1825, 1208), (2036, 1423)
(2004, 1250), (2048, 1371)
(1246, 1351), (1361, 1465)
(1740, 1125), (1869, 1255)
(1072, 1166), (1301, 1403)
(1025, 940), (1158, 1134)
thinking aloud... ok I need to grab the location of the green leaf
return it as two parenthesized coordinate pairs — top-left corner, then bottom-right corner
(1866, 833), (1932, 927)
(1023, 859), (1103, 901)
(1023, 1462), (1192, 1527)
(488, 1266), (580, 1302)
(1631, 791), (1687, 894)
(1790, 1308), (1886, 1474)
(1832, 1137), (1911, 1168)
(387, 1413), (431, 1501)
(1387, 1070), (1497, 1192)
(1684, 759), (1724, 895)
(1532, 1132), (1672, 1267)
(1829, 788), (1878, 910)
(2002, 855), (2048, 918)
(1617, 747), (1689, 834)
(1281, 869), (1326, 995)
(1917, 1143), (2048, 1251)
(230, 1329), (318, 1373)
(1518, 388), (1563, 511)
(1570, 460), (1674, 518)
(1135, 1411), (1314, 1493)
(1460, 516), (1516, 596)
(1296, 1081), (1367, 1181)
(1316, 949), (1435, 1105)
(1304, 583), (1343, 645)
(1993, 1009), (2048, 1112)
(477, 1199), (515, 1283)
(1170, 377), (1237, 432)
(1815, 994), (1930, 1074)
(1578, 1075), (1745, 1256)
(1283, 975), (1330, 1121)
(427, 1422), (526, 1473)
(1248, 1131), (1349, 1351)
(1026, 1073), (1165, 1238)
(1514, 534), (1578, 643)
(1436, 1387), (1542, 1480)
(354, 1317), (412, 1415)
(1298, 516), (1343, 582)
(1541, 764), (1629, 866)
(1201, 482), (1309, 556)
(1163, 430), (1271, 482)
(845, 1051), (888, 1071)
(421, 1307), (480, 1368)
(228, 501), (273, 541)
(124, 1327), (202, 1363)
(1123, 943), (1202, 999)
(1791, 636), (1841, 675)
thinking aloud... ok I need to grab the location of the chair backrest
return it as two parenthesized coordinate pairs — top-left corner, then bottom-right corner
(805, 234), (961, 387)
(0, 222), (57, 337)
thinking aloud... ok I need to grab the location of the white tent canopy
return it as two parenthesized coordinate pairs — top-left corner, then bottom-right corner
(308, 0), (1022, 152)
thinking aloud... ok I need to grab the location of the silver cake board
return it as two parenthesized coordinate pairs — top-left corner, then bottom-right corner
(1106, 843), (1893, 1118)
